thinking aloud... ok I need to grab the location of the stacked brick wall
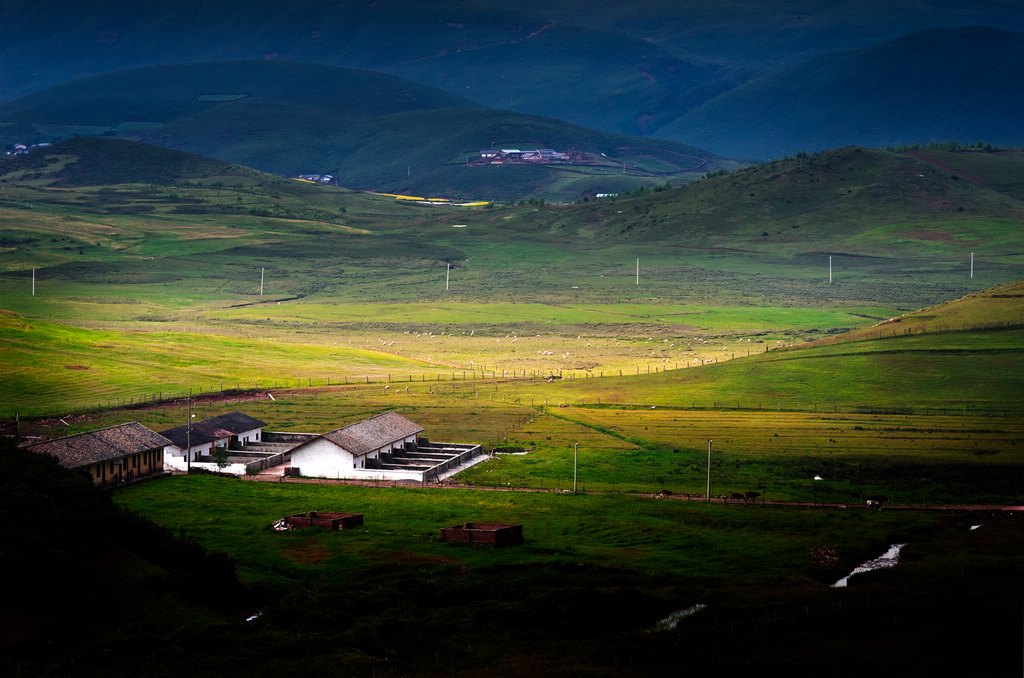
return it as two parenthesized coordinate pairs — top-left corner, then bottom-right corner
(441, 522), (523, 547)
(284, 511), (364, 530)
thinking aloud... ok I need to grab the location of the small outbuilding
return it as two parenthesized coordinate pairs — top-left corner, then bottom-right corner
(23, 422), (170, 486)
(284, 511), (364, 530)
(441, 522), (524, 547)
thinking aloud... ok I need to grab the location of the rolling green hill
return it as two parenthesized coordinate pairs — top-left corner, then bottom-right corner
(1, 141), (1020, 322)
(819, 278), (1024, 344)
(0, 61), (727, 201)
(0, 136), (247, 187)
(906, 148), (1024, 200)
(655, 26), (1024, 159)
(573, 145), (1024, 240)
(0, 139), (1022, 419)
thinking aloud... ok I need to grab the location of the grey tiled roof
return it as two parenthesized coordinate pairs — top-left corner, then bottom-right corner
(160, 411), (267, 449)
(322, 411), (423, 455)
(24, 422), (170, 469)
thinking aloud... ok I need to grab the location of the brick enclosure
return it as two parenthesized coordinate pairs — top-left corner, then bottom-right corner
(441, 522), (523, 547)
(284, 511), (364, 530)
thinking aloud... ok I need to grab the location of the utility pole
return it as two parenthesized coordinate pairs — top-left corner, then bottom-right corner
(970, 252), (974, 279)
(186, 390), (193, 474)
(446, 263), (450, 291)
(260, 267), (264, 295)
(706, 440), (712, 502)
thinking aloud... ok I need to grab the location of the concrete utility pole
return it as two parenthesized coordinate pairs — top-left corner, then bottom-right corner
(260, 267), (264, 295)
(970, 252), (974, 279)
(186, 390), (193, 474)
(706, 440), (712, 502)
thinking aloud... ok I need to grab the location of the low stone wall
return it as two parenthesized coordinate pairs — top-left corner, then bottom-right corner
(441, 522), (523, 547)
(285, 511), (364, 530)
(244, 452), (286, 474)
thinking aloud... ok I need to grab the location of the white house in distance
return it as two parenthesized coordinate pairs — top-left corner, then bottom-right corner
(160, 411), (267, 471)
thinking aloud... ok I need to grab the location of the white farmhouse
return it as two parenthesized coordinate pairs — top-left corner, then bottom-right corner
(289, 410), (424, 479)
(160, 411), (267, 470)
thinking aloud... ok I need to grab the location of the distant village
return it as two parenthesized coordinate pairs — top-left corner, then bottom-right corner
(5, 142), (52, 155)
(293, 147), (577, 184)
(470, 147), (574, 165)
(295, 173), (335, 184)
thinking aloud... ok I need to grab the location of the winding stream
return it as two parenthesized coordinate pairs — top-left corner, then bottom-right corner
(652, 604), (707, 631)
(832, 543), (906, 588)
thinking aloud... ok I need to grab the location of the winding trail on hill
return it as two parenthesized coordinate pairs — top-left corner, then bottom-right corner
(906, 151), (1024, 201)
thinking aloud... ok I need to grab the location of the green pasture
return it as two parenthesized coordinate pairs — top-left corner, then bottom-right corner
(910, 149), (1024, 200)
(45, 375), (1024, 506)
(508, 326), (1024, 408)
(208, 301), (899, 332)
(112, 474), (948, 589)
(837, 218), (1024, 258)
(0, 312), (428, 417)
(513, 409), (1024, 504)
(101, 473), (1023, 675)
(10, 305), (1016, 420)
(3, 142), (1023, 511)
(5, 146), (1023, 322)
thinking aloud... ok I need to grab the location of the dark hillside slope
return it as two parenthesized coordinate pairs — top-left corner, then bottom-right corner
(477, 0), (1024, 66)
(0, 0), (726, 137)
(2, 137), (247, 186)
(656, 26), (1024, 160)
(3, 1), (1023, 151)
(0, 60), (477, 126)
(0, 440), (244, 667)
(0, 61), (725, 200)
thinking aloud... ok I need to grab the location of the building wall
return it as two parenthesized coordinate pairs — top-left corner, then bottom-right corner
(349, 434), (417, 470)
(234, 427), (262, 445)
(88, 447), (165, 486)
(290, 438), (355, 479)
(164, 441), (214, 467)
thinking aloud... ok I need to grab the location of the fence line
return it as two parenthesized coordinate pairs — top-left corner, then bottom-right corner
(29, 317), (1019, 421)
(22, 372), (1020, 421)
